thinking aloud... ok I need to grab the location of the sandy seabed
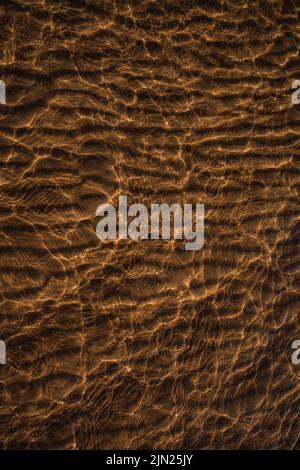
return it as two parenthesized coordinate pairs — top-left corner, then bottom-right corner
(0, 0), (300, 450)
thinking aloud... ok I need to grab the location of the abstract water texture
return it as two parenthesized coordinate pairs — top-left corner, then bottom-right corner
(0, 0), (299, 450)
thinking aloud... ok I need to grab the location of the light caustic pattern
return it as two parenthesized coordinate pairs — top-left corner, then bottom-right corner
(0, 0), (300, 450)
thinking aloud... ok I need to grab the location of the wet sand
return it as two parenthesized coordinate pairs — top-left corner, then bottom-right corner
(0, 0), (300, 449)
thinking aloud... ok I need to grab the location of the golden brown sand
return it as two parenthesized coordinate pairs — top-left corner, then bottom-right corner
(0, 0), (299, 450)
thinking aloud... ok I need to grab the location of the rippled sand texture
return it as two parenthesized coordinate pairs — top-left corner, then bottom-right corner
(0, 0), (300, 450)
